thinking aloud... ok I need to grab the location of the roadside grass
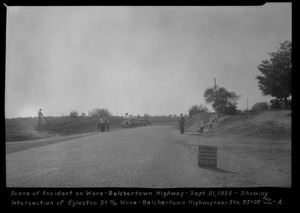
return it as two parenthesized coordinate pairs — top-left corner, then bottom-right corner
(6, 116), (124, 142)
(5, 129), (50, 142)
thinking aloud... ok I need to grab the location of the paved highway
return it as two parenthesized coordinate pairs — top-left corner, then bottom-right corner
(6, 125), (213, 187)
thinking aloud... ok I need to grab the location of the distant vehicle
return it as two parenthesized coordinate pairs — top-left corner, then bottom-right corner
(121, 117), (151, 128)
(131, 118), (139, 127)
(138, 117), (151, 126)
(121, 118), (138, 128)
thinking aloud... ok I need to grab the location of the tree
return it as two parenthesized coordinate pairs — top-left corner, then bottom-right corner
(69, 110), (78, 118)
(256, 41), (291, 108)
(204, 86), (240, 114)
(90, 108), (111, 117)
(144, 113), (151, 118)
(188, 104), (208, 118)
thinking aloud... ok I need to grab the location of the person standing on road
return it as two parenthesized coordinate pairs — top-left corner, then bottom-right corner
(179, 113), (185, 134)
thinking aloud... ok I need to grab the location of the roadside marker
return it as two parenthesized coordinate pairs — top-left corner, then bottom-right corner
(198, 145), (217, 168)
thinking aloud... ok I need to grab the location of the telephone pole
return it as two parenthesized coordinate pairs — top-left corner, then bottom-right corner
(214, 78), (218, 112)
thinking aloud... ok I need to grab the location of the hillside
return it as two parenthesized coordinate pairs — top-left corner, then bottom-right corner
(185, 110), (291, 139)
(185, 112), (227, 132)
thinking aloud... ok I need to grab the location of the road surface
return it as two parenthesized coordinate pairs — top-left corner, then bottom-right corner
(6, 125), (291, 187)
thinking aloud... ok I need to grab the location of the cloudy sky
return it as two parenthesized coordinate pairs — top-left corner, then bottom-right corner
(5, 4), (291, 118)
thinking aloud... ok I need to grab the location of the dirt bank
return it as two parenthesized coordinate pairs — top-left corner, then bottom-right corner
(172, 110), (291, 187)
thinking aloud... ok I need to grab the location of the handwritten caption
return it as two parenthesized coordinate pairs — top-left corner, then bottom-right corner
(7, 189), (285, 207)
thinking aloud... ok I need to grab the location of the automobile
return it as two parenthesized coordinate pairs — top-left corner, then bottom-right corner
(121, 118), (138, 128)
(138, 117), (151, 126)
(132, 118), (140, 127)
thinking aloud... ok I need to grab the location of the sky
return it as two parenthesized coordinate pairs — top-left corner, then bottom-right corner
(5, 4), (291, 118)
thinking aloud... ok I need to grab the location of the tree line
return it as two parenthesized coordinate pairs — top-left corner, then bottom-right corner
(69, 108), (182, 120)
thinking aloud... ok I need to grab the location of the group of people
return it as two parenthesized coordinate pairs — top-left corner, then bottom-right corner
(98, 117), (110, 132)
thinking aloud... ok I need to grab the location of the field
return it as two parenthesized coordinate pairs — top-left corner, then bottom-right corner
(5, 116), (124, 142)
(5, 116), (178, 142)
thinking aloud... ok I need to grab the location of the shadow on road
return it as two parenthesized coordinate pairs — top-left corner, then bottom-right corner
(199, 166), (237, 174)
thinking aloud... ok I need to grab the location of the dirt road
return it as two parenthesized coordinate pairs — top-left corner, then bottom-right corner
(6, 124), (291, 187)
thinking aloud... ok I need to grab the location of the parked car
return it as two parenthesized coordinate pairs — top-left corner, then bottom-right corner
(138, 117), (151, 126)
(121, 118), (138, 128)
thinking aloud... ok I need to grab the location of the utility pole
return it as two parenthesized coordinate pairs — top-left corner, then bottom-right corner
(247, 98), (249, 111)
(214, 78), (218, 112)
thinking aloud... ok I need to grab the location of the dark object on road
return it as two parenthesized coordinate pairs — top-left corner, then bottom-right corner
(179, 113), (185, 134)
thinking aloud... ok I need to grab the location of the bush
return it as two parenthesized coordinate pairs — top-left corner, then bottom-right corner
(69, 110), (78, 118)
(90, 108), (111, 117)
(188, 104), (208, 118)
(220, 103), (237, 115)
(252, 102), (269, 111)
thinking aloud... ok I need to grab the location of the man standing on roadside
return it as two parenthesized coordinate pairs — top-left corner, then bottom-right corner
(179, 113), (185, 134)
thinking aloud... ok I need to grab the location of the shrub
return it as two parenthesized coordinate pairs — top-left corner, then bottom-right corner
(252, 102), (269, 111)
(188, 104), (208, 118)
(220, 103), (237, 115)
(69, 110), (78, 118)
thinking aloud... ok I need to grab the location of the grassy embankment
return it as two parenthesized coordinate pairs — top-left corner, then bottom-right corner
(5, 116), (123, 142)
(185, 110), (291, 139)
